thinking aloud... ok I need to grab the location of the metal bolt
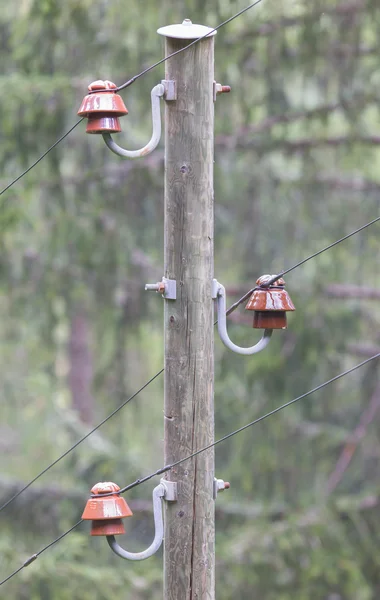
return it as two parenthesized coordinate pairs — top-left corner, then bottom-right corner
(216, 479), (230, 492)
(145, 278), (177, 300)
(145, 282), (165, 293)
(215, 83), (231, 95)
(213, 478), (231, 499)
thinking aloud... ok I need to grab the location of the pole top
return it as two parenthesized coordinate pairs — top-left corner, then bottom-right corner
(157, 18), (217, 40)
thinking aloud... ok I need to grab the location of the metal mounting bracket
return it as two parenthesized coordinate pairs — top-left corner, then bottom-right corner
(102, 83), (164, 159)
(106, 483), (165, 561)
(211, 278), (220, 299)
(213, 279), (273, 355)
(162, 277), (176, 300)
(145, 277), (177, 300)
(162, 80), (177, 101)
(160, 478), (178, 501)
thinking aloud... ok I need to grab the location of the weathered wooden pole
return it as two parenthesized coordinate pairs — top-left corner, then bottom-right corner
(157, 19), (216, 600)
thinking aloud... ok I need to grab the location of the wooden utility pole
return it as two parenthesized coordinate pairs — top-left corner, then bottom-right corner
(158, 19), (216, 600)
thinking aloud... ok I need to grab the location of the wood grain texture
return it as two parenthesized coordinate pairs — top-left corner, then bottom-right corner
(163, 36), (215, 600)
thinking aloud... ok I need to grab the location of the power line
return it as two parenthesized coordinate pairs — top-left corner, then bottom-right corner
(0, 519), (83, 586)
(117, 353), (380, 493)
(0, 119), (84, 197)
(97, 354), (380, 496)
(0, 284), (259, 512)
(0, 272), (266, 515)
(0, 369), (163, 513)
(226, 215), (380, 314)
(0, 278), (254, 513)
(2, 352), (378, 587)
(266, 216), (380, 287)
(115, 0), (264, 92)
(2, 213), (378, 512)
(0, 1), (264, 198)
(1, 0), (377, 576)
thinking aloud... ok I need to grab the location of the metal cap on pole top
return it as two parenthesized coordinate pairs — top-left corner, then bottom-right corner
(157, 18), (217, 39)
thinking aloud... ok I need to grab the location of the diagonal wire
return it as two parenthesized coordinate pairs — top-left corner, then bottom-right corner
(116, 0), (264, 92)
(2, 213), (378, 511)
(226, 215), (380, 314)
(264, 216), (380, 287)
(1, 352), (378, 587)
(0, 275), (256, 513)
(0, 519), (83, 586)
(0, 1), (264, 198)
(2, 213), (379, 511)
(0, 369), (163, 513)
(0, 119), (84, 197)
(95, 354), (379, 496)
(116, 353), (380, 493)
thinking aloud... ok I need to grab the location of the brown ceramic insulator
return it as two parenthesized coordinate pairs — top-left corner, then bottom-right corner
(253, 311), (288, 330)
(78, 80), (128, 134)
(90, 519), (126, 537)
(246, 288), (295, 313)
(91, 481), (122, 494)
(82, 481), (133, 536)
(246, 276), (295, 329)
(85, 115), (122, 134)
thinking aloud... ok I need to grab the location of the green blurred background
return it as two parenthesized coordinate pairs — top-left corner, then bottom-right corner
(0, 0), (380, 598)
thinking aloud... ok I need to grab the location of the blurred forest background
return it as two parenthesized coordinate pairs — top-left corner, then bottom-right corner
(0, 0), (380, 598)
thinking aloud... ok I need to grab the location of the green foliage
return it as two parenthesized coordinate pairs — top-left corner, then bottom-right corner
(0, 0), (380, 597)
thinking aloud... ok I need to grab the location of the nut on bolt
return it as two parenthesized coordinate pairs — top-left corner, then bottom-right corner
(214, 82), (231, 102)
(215, 83), (231, 94)
(214, 478), (230, 499)
(145, 278), (176, 299)
(145, 282), (165, 293)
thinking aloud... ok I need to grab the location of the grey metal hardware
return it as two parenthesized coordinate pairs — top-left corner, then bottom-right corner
(145, 277), (177, 300)
(160, 478), (178, 501)
(102, 84), (164, 159)
(213, 477), (230, 500)
(107, 483), (165, 561)
(213, 279), (273, 355)
(213, 81), (231, 102)
(162, 80), (177, 101)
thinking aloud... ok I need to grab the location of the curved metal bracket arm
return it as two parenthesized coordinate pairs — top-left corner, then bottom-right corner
(213, 279), (273, 355)
(106, 483), (165, 561)
(102, 84), (165, 158)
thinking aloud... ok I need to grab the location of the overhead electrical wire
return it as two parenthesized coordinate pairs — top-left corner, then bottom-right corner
(2, 213), (378, 513)
(1, 0), (378, 585)
(265, 215), (380, 287)
(1, 352), (378, 587)
(0, 0), (264, 197)
(0, 369), (164, 513)
(103, 353), (380, 496)
(0, 519), (84, 586)
(226, 215), (380, 314)
(0, 1), (269, 514)
(0, 119), (84, 197)
(115, 0), (264, 91)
